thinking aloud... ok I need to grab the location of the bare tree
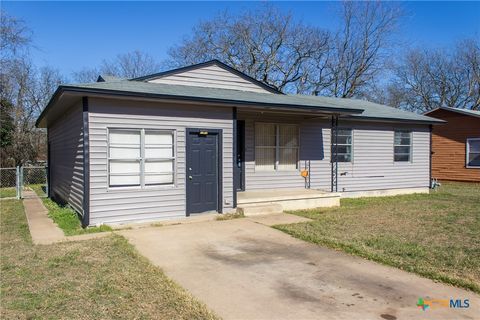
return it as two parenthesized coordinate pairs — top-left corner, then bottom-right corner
(0, 11), (31, 59)
(167, 3), (401, 96)
(387, 38), (480, 112)
(72, 50), (161, 82)
(167, 5), (330, 93)
(1, 11), (64, 166)
(307, 1), (401, 98)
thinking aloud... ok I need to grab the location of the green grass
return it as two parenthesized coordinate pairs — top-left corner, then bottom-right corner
(42, 197), (112, 236)
(275, 182), (480, 293)
(0, 187), (17, 198)
(29, 184), (112, 236)
(0, 199), (219, 319)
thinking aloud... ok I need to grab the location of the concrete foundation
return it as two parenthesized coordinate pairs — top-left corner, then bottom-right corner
(237, 188), (341, 213)
(341, 187), (430, 198)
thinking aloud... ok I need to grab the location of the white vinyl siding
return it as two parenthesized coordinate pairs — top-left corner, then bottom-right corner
(88, 98), (233, 225)
(255, 123), (298, 171)
(48, 101), (84, 215)
(466, 138), (480, 167)
(108, 129), (175, 188)
(148, 64), (273, 93)
(394, 130), (412, 162)
(240, 111), (430, 193)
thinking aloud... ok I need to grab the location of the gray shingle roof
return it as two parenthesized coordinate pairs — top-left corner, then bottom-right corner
(37, 79), (444, 127)
(425, 106), (480, 118)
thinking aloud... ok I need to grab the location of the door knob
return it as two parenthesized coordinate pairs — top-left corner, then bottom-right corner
(188, 175), (193, 180)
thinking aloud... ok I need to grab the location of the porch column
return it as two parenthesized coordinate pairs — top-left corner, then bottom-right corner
(232, 107), (238, 208)
(331, 115), (339, 192)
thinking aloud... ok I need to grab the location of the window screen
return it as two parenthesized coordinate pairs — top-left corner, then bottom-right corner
(467, 138), (480, 167)
(108, 129), (175, 187)
(278, 125), (299, 170)
(255, 123), (299, 171)
(109, 130), (141, 187)
(255, 124), (276, 171)
(333, 129), (353, 162)
(394, 131), (412, 162)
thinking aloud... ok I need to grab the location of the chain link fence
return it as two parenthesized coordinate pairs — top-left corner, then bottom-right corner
(0, 166), (48, 199)
(22, 166), (48, 198)
(0, 168), (18, 199)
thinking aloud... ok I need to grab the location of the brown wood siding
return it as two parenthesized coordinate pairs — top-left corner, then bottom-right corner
(429, 109), (480, 182)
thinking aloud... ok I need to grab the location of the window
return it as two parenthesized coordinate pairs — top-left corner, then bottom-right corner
(333, 129), (353, 162)
(108, 129), (175, 187)
(394, 130), (412, 162)
(255, 123), (298, 171)
(467, 138), (480, 167)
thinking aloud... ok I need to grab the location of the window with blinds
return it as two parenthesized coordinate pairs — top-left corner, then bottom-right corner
(108, 129), (175, 187)
(255, 123), (299, 171)
(394, 130), (412, 162)
(334, 129), (353, 162)
(466, 138), (480, 167)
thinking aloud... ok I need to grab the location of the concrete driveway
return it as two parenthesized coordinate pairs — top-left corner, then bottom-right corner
(120, 215), (479, 320)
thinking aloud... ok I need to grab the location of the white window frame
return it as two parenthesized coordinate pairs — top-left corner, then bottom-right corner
(394, 130), (412, 162)
(107, 128), (176, 189)
(254, 123), (299, 171)
(333, 128), (353, 163)
(466, 138), (480, 168)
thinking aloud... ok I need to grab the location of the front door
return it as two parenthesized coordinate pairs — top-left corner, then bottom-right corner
(186, 129), (221, 215)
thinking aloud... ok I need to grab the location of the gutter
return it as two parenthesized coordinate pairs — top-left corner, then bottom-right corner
(343, 115), (446, 125)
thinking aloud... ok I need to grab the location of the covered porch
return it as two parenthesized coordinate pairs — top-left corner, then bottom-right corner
(233, 106), (346, 215)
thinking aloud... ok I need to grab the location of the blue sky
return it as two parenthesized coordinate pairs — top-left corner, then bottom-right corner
(3, 1), (480, 78)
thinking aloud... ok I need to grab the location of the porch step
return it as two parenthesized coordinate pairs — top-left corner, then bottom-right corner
(238, 189), (341, 211)
(236, 203), (284, 216)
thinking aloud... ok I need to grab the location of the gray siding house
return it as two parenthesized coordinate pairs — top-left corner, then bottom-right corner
(37, 60), (442, 226)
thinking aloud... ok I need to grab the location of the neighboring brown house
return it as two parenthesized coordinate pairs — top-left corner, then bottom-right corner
(425, 107), (480, 182)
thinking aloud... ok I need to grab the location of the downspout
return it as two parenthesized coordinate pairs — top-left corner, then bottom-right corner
(429, 124), (433, 188)
(47, 128), (51, 198)
(82, 97), (90, 227)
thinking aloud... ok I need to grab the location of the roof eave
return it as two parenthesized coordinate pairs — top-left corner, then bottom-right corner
(424, 107), (480, 119)
(36, 86), (65, 128)
(346, 115), (446, 125)
(36, 86), (364, 127)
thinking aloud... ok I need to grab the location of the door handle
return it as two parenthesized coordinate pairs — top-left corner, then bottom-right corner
(188, 175), (193, 180)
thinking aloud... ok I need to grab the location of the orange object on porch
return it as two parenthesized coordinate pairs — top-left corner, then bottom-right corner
(300, 170), (309, 178)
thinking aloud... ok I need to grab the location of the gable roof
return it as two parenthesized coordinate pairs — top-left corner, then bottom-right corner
(131, 60), (282, 94)
(36, 79), (444, 127)
(424, 106), (480, 119)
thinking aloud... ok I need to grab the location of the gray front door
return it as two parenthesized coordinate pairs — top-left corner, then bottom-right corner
(186, 129), (221, 215)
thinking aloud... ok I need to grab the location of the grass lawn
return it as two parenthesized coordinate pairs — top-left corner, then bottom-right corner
(0, 199), (218, 319)
(0, 187), (16, 198)
(29, 184), (111, 236)
(275, 182), (480, 293)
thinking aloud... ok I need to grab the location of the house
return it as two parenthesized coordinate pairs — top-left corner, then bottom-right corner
(424, 107), (480, 182)
(36, 60), (443, 226)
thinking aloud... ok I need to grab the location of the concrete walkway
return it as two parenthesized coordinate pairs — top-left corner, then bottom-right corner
(119, 217), (480, 320)
(22, 190), (66, 244)
(22, 190), (114, 244)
